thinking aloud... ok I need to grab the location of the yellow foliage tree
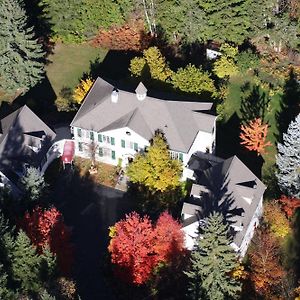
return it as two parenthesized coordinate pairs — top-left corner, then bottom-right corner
(213, 43), (239, 79)
(264, 202), (290, 239)
(126, 131), (182, 193)
(129, 57), (146, 77)
(73, 78), (95, 104)
(143, 47), (173, 81)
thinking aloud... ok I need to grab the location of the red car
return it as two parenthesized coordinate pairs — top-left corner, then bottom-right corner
(61, 140), (75, 165)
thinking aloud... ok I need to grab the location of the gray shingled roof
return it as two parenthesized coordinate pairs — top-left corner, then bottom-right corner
(71, 77), (216, 153)
(185, 154), (266, 248)
(0, 105), (56, 171)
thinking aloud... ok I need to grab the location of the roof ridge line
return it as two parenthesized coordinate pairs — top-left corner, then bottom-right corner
(71, 77), (113, 126)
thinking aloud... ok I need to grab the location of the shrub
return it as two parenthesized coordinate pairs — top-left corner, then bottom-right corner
(129, 57), (146, 77)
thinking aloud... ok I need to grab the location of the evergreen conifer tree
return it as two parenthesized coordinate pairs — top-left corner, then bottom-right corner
(185, 213), (241, 300)
(11, 230), (41, 292)
(276, 114), (300, 198)
(0, 263), (14, 299)
(40, 245), (57, 281)
(0, 0), (45, 96)
(21, 167), (47, 203)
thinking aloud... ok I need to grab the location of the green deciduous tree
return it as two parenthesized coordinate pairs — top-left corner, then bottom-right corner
(11, 230), (41, 292)
(156, 0), (250, 44)
(41, 0), (85, 42)
(127, 132), (182, 193)
(42, 0), (134, 43)
(172, 64), (217, 97)
(185, 213), (241, 300)
(0, 0), (45, 97)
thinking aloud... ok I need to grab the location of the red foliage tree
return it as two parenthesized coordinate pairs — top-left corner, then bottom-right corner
(240, 118), (272, 155)
(278, 195), (300, 218)
(153, 211), (185, 262)
(108, 211), (184, 285)
(108, 212), (156, 285)
(248, 229), (286, 297)
(21, 206), (73, 275)
(92, 19), (151, 51)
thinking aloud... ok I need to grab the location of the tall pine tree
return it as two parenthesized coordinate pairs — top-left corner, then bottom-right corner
(185, 213), (241, 300)
(0, 264), (14, 300)
(276, 114), (300, 198)
(11, 230), (42, 292)
(0, 0), (45, 97)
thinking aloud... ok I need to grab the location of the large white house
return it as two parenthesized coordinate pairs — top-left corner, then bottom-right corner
(181, 152), (266, 257)
(70, 77), (217, 168)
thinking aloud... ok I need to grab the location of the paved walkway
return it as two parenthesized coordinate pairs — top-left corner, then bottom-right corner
(114, 173), (128, 192)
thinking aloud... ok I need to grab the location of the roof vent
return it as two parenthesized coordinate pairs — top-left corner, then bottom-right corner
(135, 82), (147, 101)
(111, 89), (119, 103)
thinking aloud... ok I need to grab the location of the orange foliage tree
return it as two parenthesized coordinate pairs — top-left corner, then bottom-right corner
(278, 195), (300, 218)
(21, 206), (73, 275)
(248, 229), (286, 297)
(92, 19), (151, 51)
(108, 211), (184, 285)
(240, 118), (272, 155)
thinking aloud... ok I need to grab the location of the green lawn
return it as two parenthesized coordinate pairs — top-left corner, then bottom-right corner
(46, 43), (107, 95)
(219, 74), (283, 175)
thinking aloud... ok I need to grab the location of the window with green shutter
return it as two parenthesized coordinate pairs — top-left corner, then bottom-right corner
(77, 128), (82, 137)
(78, 142), (83, 151)
(99, 147), (103, 157)
(98, 134), (102, 142)
(179, 153), (183, 162)
(111, 137), (115, 145)
(111, 150), (116, 160)
(121, 139), (125, 148)
(90, 131), (94, 141)
(134, 142), (138, 151)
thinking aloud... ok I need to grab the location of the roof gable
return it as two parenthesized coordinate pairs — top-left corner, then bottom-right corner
(187, 155), (266, 247)
(71, 77), (216, 152)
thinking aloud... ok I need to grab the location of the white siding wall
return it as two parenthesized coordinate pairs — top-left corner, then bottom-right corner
(73, 126), (150, 167)
(186, 125), (215, 166)
(239, 196), (263, 257)
(73, 123), (216, 174)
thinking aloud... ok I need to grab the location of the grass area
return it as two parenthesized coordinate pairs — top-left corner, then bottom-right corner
(74, 157), (120, 188)
(219, 74), (283, 175)
(46, 43), (107, 95)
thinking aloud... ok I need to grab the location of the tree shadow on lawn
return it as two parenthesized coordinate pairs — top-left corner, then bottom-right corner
(275, 69), (300, 143)
(240, 83), (271, 124)
(23, 0), (54, 55)
(82, 49), (216, 104)
(82, 50), (138, 82)
(48, 165), (136, 299)
(216, 112), (264, 178)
